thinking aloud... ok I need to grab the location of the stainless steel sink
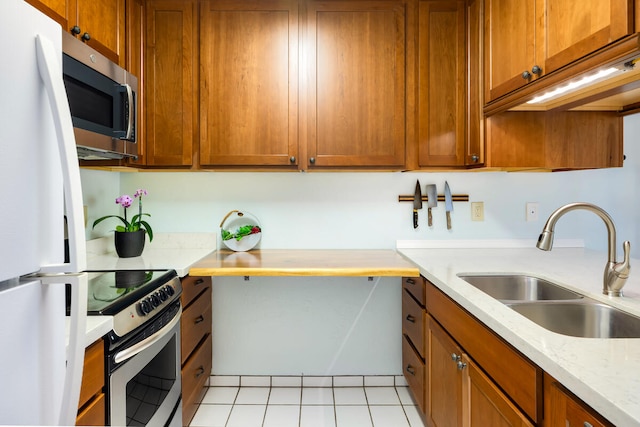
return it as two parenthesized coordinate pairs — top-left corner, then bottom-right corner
(457, 274), (583, 302)
(508, 301), (640, 338)
(457, 273), (640, 338)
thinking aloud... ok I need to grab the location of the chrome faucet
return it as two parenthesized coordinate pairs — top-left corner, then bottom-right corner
(536, 202), (631, 297)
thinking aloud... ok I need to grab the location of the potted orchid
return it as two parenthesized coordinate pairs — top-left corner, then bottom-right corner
(92, 189), (153, 257)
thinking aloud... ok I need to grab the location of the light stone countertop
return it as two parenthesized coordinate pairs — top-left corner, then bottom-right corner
(86, 232), (217, 277)
(397, 241), (640, 427)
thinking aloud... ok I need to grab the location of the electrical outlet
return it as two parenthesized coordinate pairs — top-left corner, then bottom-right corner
(471, 202), (484, 221)
(526, 202), (539, 222)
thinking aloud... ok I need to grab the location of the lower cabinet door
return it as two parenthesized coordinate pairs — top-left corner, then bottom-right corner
(428, 316), (463, 427)
(182, 333), (213, 426)
(466, 357), (534, 427)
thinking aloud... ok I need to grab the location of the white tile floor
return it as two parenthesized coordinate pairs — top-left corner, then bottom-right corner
(189, 376), (426, 427)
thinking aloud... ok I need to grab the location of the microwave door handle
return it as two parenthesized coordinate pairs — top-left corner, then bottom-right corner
(124, 83), (134, 140)
(35, 35), (87, 274)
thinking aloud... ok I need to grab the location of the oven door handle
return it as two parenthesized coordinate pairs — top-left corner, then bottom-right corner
(114, 310), (181, 364)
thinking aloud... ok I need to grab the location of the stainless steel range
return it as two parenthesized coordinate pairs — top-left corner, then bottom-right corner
(84, 269), (183, 426)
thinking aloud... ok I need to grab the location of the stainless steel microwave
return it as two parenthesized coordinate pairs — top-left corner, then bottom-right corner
(62, 32), (137, 160)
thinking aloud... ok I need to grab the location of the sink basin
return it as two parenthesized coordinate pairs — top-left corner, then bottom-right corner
(508, 301), (640, 338)
(457, 274), (583, 302)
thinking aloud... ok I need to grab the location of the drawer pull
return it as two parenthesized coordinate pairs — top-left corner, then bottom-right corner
(405, 365), (416, 376)
(583, 423), (593, 427)
(194, 278), (205, 285)
(195, 366), (205, 378)
(405, 314), (416, 323)
(194, 315), (205, 324)
(406, 278), (416, 285)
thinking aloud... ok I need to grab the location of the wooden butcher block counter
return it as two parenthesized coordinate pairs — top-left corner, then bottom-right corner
(188, 249), (420, 277)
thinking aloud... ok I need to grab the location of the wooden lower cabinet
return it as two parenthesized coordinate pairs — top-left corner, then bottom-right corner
(76, 339), (105, 426)
(403, 276), (615, 426)
(544, 373), (614, 427)
(181, 275), (213, 426)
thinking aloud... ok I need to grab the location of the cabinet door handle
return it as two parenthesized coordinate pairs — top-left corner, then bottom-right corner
(457, 361), (467, 370)
(451, 353), (461, 362)
(70, 25), (81, 35)
(195, 366), (205, 378)
(521, 70), (531, 80)
(406, 278), (415, 285)
(405, 314), (415, 323)
(531, 65), (542, 75)
(289, 156), (296, 164)
(309, 157), (316, 164)
(81, 32), (91, 42)
(405, 365), (416, 376)
(194, 278), (205, 285)
(583, 423), (593, 427)
(471, 154), (479, 163)
(194, 315), (205, 324)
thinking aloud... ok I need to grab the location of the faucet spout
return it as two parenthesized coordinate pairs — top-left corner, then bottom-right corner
(536, 202), (631, 297)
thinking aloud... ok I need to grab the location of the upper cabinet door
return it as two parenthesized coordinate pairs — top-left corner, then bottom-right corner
(199, 0), (299, 168)
(537, 0), (634, 75)
(484, 0), (537, 102)
(416, 0), (466, 167)
(25, 0), (125, 66)
(145, 0), (197, 166)
(485, 0), (634, 105)
(304, 0), (407, 169)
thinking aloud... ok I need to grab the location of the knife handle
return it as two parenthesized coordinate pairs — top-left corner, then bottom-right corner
(428, 208), (433, 227)
(446, 212), (452, 230)
(413, 210), (418, 229)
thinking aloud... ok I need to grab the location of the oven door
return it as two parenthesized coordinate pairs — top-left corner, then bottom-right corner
(109, 308), (182, 427)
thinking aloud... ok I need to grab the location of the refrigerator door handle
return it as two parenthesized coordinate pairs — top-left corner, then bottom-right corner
(41, 273), (88, 426)
(34, 34), (87, 274)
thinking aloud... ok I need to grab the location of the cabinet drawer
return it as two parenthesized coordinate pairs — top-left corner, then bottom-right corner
(425, 280), (543, 423)
(402, 289), (425, 359)
(181, 275), (212, 308)
(78, 340), (104, 409)
(76, 393), (105, 426)
(403, 276), (425, 306)
(402, 335), (425, 414)
(181, 286), (212, 364)
(182, 333), (212, 426)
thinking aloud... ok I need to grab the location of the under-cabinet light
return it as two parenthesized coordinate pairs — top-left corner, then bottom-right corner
(526, 67), (622, 104)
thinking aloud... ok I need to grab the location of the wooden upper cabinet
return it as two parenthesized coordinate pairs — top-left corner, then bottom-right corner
(25, 0), (70, 28)
(199, 0), (299, 168)
(126, 0), (145, 165)
(145, 0), (197, 167)
(485, 0), (634, 104)
(304, 0), (407, 169)
(416, 0), (466, 167)
(26, 0), (125, 66)
(484, 0), (537, 102)
(538, 0), (634, 75)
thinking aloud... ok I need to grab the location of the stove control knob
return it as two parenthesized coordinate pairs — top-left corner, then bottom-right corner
(149, 294), (160, 308)
(165, 285), (175, 296)
(158, 289), (168, 301)
(139, 300), (152, 315)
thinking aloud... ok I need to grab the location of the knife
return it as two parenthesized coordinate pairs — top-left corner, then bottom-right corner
(413, 180), (422, 229)
(444, 181), (453, 230)
(426, 184), (437, 227)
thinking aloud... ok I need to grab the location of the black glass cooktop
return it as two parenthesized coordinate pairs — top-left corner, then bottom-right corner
(86, 269), (177, 315)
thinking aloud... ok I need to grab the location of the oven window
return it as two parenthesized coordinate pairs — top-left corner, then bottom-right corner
(125, 335), (177, 426)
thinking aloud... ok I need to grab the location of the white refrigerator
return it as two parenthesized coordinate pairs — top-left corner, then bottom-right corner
(0, 0), (88, 425)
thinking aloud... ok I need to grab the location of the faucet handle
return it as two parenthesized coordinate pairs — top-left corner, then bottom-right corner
(616, 241), (631, 278)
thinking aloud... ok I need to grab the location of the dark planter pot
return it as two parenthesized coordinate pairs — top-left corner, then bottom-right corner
(114, 230), (146, 258)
